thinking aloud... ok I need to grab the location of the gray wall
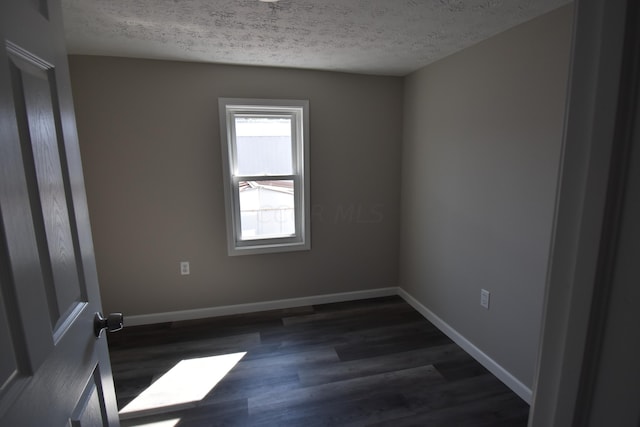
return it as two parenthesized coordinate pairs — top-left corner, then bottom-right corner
(69, 57), (403, 316)
(399, 4), (573, 389)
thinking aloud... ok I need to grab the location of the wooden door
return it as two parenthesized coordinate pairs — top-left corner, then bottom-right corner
(0, 0), (120, 425)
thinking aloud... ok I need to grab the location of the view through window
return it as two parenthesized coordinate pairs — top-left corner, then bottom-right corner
(236, 117), (295, 239)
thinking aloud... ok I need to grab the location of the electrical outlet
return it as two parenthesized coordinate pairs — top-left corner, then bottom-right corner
(480, 289), (490, 309)
(180, 261), (190, 275)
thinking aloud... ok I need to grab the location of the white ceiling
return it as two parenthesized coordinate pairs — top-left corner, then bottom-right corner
(61, 0), (571, 76)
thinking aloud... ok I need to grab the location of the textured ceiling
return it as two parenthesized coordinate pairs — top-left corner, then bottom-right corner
(61, 0), (571, 76)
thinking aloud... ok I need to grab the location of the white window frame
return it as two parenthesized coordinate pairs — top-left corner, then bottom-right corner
(218, 98), (310, 256)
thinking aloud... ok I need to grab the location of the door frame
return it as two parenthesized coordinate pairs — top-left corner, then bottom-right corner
(530, 0), (639, 425)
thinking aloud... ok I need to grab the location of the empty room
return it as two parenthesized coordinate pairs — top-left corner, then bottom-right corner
(1, 0), (639, 426)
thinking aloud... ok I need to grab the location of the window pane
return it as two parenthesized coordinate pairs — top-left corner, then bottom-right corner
(235, 117), (293, 176)
(238, 180), (295, 240)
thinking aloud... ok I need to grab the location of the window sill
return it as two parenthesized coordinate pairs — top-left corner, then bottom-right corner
(228, 240), (311, 256)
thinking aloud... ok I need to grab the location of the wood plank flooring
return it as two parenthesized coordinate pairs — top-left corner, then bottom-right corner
(107, 296), (529, 426)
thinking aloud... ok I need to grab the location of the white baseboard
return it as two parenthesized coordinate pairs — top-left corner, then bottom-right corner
(124, 287), (398, 327)
(397, 288), (533, 404)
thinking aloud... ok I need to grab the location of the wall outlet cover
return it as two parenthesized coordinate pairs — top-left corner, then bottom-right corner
(180, 261), (190, 275)
(480, 289), (490, 309)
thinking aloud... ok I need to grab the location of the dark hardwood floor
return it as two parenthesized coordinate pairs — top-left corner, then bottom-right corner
(108, 296), (529, 426)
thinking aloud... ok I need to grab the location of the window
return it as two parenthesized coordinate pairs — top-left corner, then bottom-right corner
(219, 98), (310, 255)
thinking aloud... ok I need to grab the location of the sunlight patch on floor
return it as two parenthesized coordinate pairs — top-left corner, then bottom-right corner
(119, 352), (247, 416)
